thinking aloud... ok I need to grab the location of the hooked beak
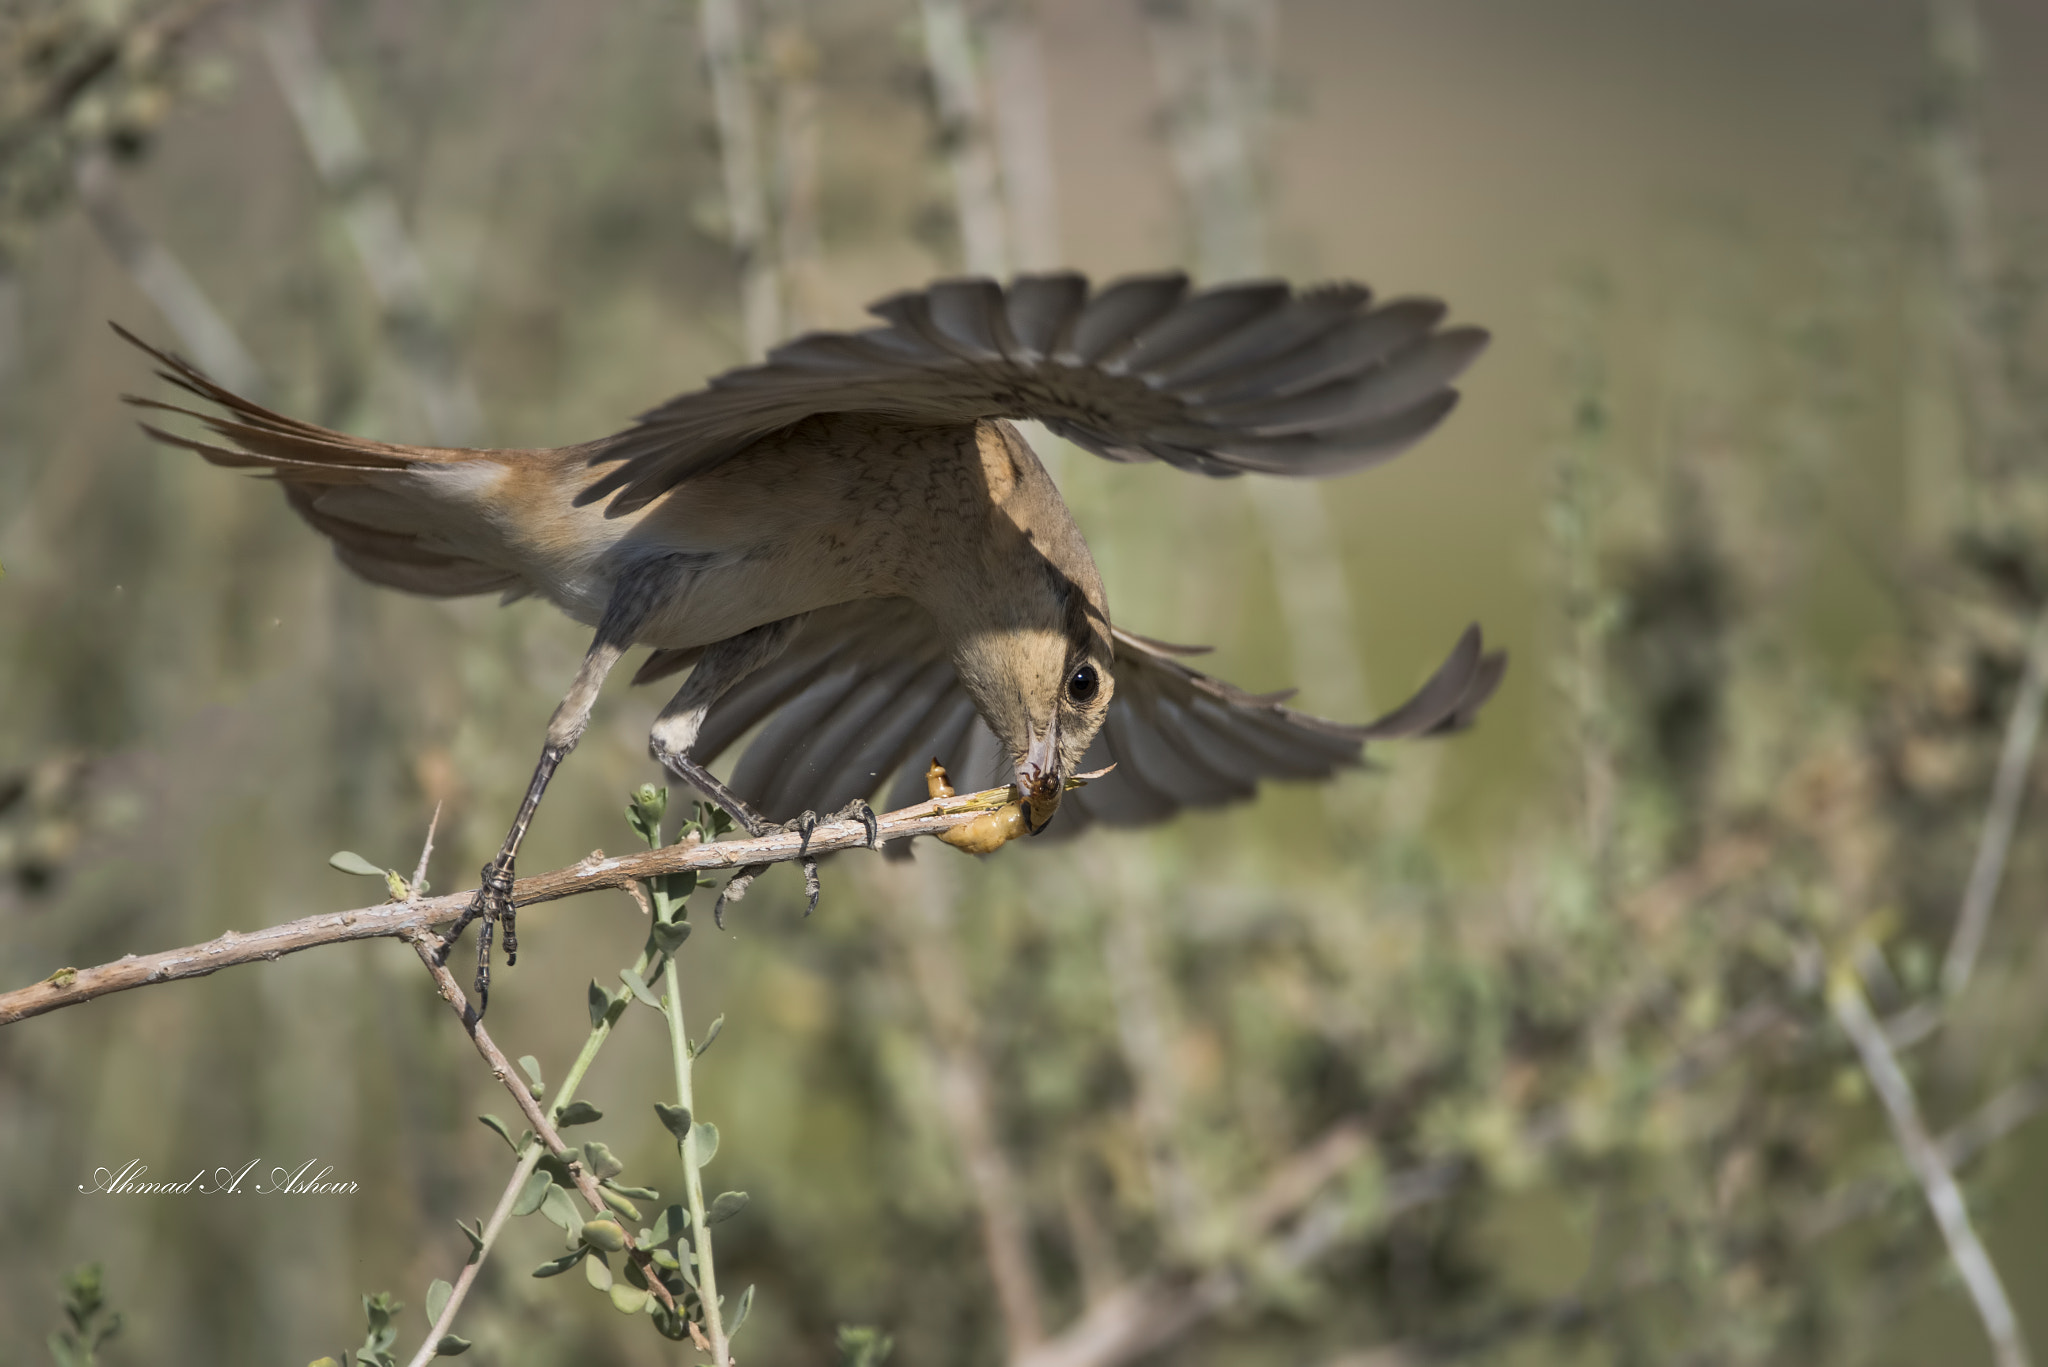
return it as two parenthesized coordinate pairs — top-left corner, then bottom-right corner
(1017, 715), (1063, 834)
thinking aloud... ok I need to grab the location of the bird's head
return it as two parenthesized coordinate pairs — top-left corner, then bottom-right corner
(922, 418), (1116, 833)
(951, 593), (1114, 834)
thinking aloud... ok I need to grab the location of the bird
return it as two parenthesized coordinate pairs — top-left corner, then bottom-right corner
(117, 269), (1506, 1011)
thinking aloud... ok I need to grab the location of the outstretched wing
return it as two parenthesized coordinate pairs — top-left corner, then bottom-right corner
(640, 599), (1505, 839)
(581, 272), (1489, 515)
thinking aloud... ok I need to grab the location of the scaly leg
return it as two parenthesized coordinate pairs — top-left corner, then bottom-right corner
(441, 564), (674, 1012)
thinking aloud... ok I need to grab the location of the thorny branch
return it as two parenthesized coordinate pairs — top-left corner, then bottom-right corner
(404, 926), (678, 1319)
(0, 779), (1042, 1026)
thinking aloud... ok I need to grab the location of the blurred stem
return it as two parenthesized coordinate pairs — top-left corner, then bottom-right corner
(665, 953), (729, 1363)
(920, 0), (1008, 276)
(699, 0), (782, 359)
(73, 148), (260, 394)
(1143, 0), (1369, 729)
(1942, 605), (2048, 996)
(260, 0), (482, 443)
(888, 859), (1046, 1352)
(1831, 966), (2031, 1367)
(1100, 865), (1205, 1258)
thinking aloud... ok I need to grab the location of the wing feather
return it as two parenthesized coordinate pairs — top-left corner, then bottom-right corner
(658, 601), (1504, 841)
(580, 272), (1485, 514)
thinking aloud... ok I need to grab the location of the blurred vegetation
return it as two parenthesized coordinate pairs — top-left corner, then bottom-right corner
(4, 1), (2048, 1365)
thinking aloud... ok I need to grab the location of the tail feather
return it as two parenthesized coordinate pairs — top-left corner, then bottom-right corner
(115, 323), (530, 599)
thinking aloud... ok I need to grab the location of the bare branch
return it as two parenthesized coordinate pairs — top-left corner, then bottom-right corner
(0, 780), (1041, 1026)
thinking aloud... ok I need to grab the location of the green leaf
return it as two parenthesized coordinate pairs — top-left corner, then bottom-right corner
(432, 1335), (472, 1357)
(516, 1055), (545, 1097)
(598, 1186), (643, 1222)
(609, 1284), (651, 1315)
(693, 1121), (720, 1168)
(425, 1279), (453, 1326)
(691, 1014), (725, 1058)
(584, 1247), (613, 1290)
(511, 1169), (552, 1217)
(587, 979), (611, 1030)
(456, 1217), (485, 1262)
(647, 1203), (687, 1247)
(706, 1190), (749, 1225)
(581, 1140), (624, 1181)
(329, 850), (386, 877)
(553, 1101), (603, 1128)
(540, 1184), (581, 1234)
(581, 1218), (626, 1252)
(604, 1179), (660, 1201)
(652, 919), (692, 955)
(650, 870), (697, 905)
(383, 869), (411, 900)
(531, 1249), (586, 1278)
(619, 967), (665, 1010)
(654, 1102), (692, 1143)
(730, 1282), (755, 1335)
(477, 1114), (519, 1152)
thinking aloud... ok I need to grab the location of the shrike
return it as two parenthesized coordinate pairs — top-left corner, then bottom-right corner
(122, 270), (1505, 1009)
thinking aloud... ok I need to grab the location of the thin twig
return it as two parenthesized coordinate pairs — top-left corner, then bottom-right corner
(405, 929), (677, 1316)
(0, 779), (1049, 1025)
(1942, 606), (2048, 996)
(404, 1144), (543, 1367)
(1831, 969), (2030, 1367)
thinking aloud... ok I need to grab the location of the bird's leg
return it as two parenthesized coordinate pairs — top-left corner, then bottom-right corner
(647, 617), (878, 925)
(442, 568), (671, 1012)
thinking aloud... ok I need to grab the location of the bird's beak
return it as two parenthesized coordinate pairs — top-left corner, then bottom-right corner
(1017, 715), (1062, 834)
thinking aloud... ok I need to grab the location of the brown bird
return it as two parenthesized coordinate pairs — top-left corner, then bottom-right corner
(118, 270), (1505, 1010)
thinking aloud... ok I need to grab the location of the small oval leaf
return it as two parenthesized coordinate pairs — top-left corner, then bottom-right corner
(706, 1190), (749, 1225)
(425, 1278), (453, 1326)
(553, 1101), (603, 1128)
(511, 1169), (552, 1217)
(328, 851), (386, 877)
(608, 1284), (650, 1315)
(654, 1102), (692, 1142)
(540, 1184), (581, 1234)
(433, 1334), (472, 1356)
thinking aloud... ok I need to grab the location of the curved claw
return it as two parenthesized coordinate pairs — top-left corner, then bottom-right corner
(713, 864), (766, 929)
(793, 809), (820, 856)
(801, 856), (821, 917)
(847, 800), (880, 851)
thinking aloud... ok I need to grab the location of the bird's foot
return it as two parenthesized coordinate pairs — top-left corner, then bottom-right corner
(439, 859), (515, 1015)
(711, 800), (880, 928)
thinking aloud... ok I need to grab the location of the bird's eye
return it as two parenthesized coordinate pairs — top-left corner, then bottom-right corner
(1066, 662), (1100, 704)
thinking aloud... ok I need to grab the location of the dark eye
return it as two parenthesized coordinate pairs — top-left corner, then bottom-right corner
(1066, 662), (1100, 704)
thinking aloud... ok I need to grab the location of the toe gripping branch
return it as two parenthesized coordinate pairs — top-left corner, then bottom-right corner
(440, 859), (516, 1013)
(711, 799), (881, 928)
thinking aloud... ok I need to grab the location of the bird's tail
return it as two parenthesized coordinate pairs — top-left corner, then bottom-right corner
(114, 323), (541, 598)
